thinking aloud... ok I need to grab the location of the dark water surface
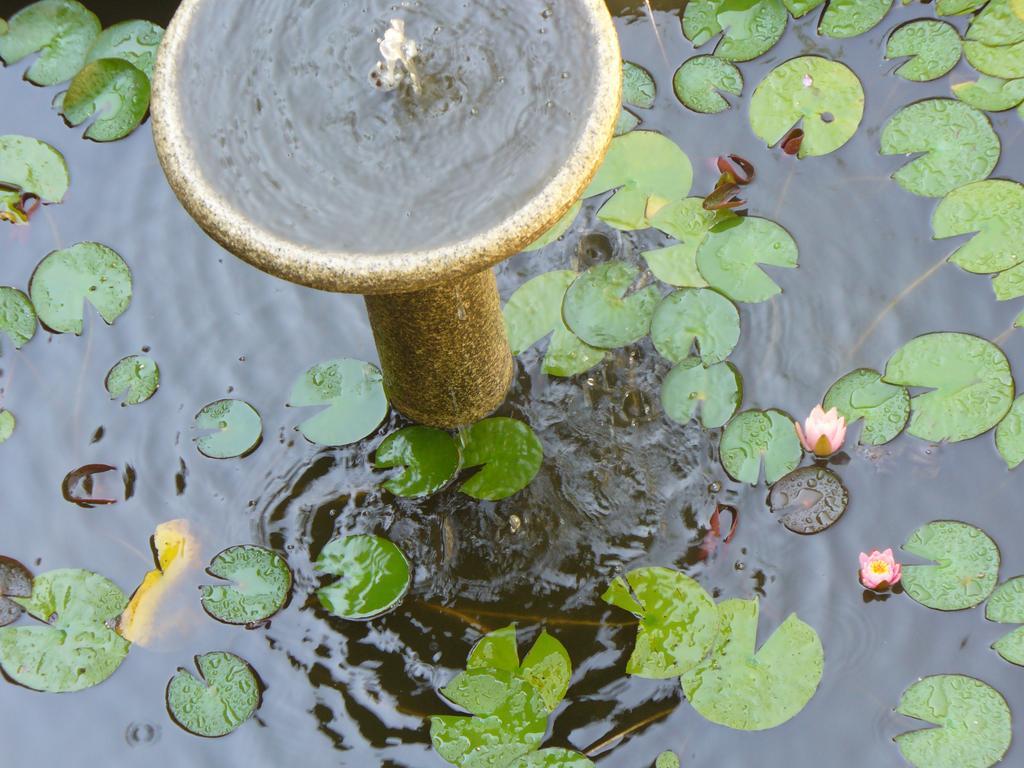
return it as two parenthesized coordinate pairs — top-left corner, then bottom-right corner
(2, 1), (1024, 766)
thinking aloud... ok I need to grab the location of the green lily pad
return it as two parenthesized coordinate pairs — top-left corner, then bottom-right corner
(680, 599), (824, 731)
(986, 577), (1024, 666)
(895, 675), (1012, 768)
(315, 534), (410, 620)
(0, 135), (69, 221)
(935, 0), (989, 14)
(662, 358), (743, 429)
(882, 333), (1014, 443)
(933, 180), (1024, 274)
(503, 271), (605, 377)
(105, 355), (158, 406)
(288, 359), (388, 447)
(457, 417), (543, 501)
(682, 0), (788, 62)
(968, 0), (1024, 46)
(615, 110), (641, 137)
(0, 0), (100, 86)
(995, 395), (1024, 469)
(965, 39), (1024, 80)
(375, 426), (461, 497)
(62, 58), (151, 142)
(695, 217), (799, 303)
(0, 557), (32, 628)
(881, 99), (1000, 198)
(431, 673), (547, 768)
(0, 410), (13, 444)
(822, 368), (910, 445)
(0, 568), (130, 692)
(749, 56), (865, 158)
(650, 289), (740, 365)
(524, 202), (581, 252)
(720, 409), (802, 485)
(583, 132), (693, 231)
(901, 521), (1000, 611)
(993, 263), (1024, 301)
(200, 545), (292, 626)
(29, 242), (132, 335)
(194, 399), (262, 459)
(818, 0), (893, 39)
(602, 566), (718, 679)
(83, 19), (163, 79)
(563, 261), (661, 349)
(0, 287), (37, 352)
(510, 750), (595, 768)
(768, 466), (848, 534)
(624, 61), (656, 109)
(643, 198), (724, 288)
(673, 56), (743, 114)
(953, 76), (1024, 112)
(166, 652), (260, 738)
(886, 20), (963, 82)
(656, 753), (681, 768)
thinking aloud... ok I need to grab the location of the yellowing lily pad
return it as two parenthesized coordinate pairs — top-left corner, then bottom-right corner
(563, 261), (661, 349)
(457, 417), (543, 501)
(823, 368), (910, 445)
(288, 359), (388, 447)
(995, 395), (1024, 469)
(62, 58), (151, 142)
(749, 56), (865, 158)
(886, 20), (963, 82)
(901, 521), (1000, 611)
(673, 55), (743, 114)
(986, 577), (1024, 666)
(29, 242), (132, 335)
(695, 216), (799, 303)
(0, 287), (37, 351)
(720, 408), (802, 485)
(166, 651), (261, 738)
(315, 534), (410, 620)
(201, 545), (292, 626)
(682, 0), (788, 62)
(933, 180), (1024, 274)
(0, 0), (100, 86)
(661, 358), (743, 429)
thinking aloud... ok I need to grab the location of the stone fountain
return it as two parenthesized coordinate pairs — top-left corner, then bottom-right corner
(150, 0), (621, 428)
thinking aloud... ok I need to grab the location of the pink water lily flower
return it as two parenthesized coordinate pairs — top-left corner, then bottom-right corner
(859, 549), (902, 591)
(795, 405), (847, 457)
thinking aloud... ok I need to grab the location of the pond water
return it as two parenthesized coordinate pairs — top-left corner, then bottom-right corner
(2, 0), (1024, 766)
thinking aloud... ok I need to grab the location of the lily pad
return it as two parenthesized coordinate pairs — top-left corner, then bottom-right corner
(563, 261), (661, 349)
(680, 598), (824, 731)
(315, 534), (410, 620)
(83, 19), (163, 79)
(886, 20), (963, 82)
(882, 333), (1014, 443)
(201, 545), (292, 626)
(194, 399), (262, 459)
(62, 58), (151, 142)
(0, 410), (12, 444)
(881, 99), (1000, 198)
(964, 39), (1024, 80)
(967, 0), (1024, 46)
(656, 754), (681, 768)
(935, 0), (989, 14)
(0, 287), (37, 352)
(29, 242), (132, 335)
(583, 132), (693, 231)
(695, 217), (799, 303)
(615, 110), (641, 137)
(823, 368), (910, 445)
(166, 652), (260, 738)
(619, 61), (655, 136)
(503, 271), (605, 377)
(0, 556), (32, 628)
(510, 750), (595, 768)
(993, 263), (1024, 301)
(643, 198), (723, 288)
(524, 202), (581, 252)
(995, 395), (1024, 469)
(376, 426), (461, 497)
(0, 0), (100, 86)
(288, 359), (388, 447)
(895, 675), (1012, 768)
(986, 577), (1024, 666)
(673, 56), (743, 114)
(933, 180), (1024, 274)
(818, 0), (893, 39)
(602, 566), (718, 679)
(768, 466), (848, 534)
(954, 76), (1024, 112)
(650, 289), (740, 366)
(105, 355), (158, 406)
(901, 521), (1000, 611)
(749, 56), (865, 158)
(0, 135), (69, 221)
(662, 358), (743, 429)
(0, 568), (130, 692)
(457, 417), (543, 501)
(682, 0), (788, 62)
(720, 409), (802, 485)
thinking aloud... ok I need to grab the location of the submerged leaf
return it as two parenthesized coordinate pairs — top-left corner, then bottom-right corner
(166, 652), (260, 738)
(457, 417), (543, 501)
(901, 521), (1000, 611)
(562, 261), (661, 349)
(194, 399), (262, 459)
(995, 395), (1024, 469)
(882, 333), (1014, 443)
(886, 20), (963, 82)
(315, 534), (410, 620)
(376, 426), (461, 497)
(105, 355), (159, 406)
(933, 180), (1024, 274)
(29, 242), (132, 334)
(201, 545), (292, 626)
(695, 216), (798, 303)
(288, 359), (388, 447)
(650, 289), (740, 365)
(895, 675), (1011, 768)
(662, 358), (743, 429)
(682, 0), (788, 62)
(0, 135), (69, 221)
(83, 19), (163, 79)
(0, 0), (100, 86)
(0, 556), (32, 628)
(720, 409), (802, 485)
(62, 58), (151, 142)
(673, 55), (743, 114)
(768, 466), (848, 534)
(986, 577), (1024, 666)
(881, 99), (1000, 198)
(823, 368), (910, 445)
(749, 56), (865, 158)
(680, 598), (824, 731)
(602, 566), (718, 679)
(0, 287), (37, 351)
(953, 76), (1024, 112)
